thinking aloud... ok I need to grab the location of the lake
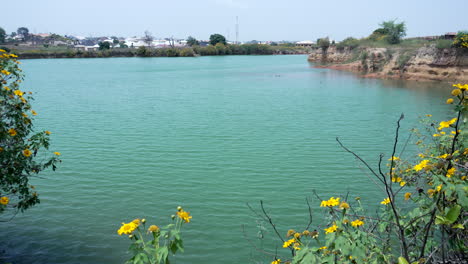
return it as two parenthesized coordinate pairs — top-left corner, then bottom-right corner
(0, 55), (453, 263)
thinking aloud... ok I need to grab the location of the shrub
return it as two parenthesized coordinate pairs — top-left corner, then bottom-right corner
(336, 37), (360, 50)
(179, 48), (195, 57)
(254, 83), (468, 264)
(0, 49), (60, 214)
(435, 39), (453, 49)
(453, 31), (468, 49)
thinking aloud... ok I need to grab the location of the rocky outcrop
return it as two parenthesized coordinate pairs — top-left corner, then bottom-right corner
(308, 46), (468, 82)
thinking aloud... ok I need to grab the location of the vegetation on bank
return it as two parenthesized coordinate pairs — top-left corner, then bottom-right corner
(0, 43), (311, 59)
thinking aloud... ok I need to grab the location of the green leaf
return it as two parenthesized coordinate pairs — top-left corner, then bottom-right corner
(445, 205), (461, 224)
(435, 215), (449, 225)
(398, 256), (409, 264)
(451, 223), (464, 229)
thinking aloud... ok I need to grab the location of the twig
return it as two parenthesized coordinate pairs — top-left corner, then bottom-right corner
(305, 198), (313, 230)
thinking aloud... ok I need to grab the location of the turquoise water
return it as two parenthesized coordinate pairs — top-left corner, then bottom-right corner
(0, 55), (452, 263)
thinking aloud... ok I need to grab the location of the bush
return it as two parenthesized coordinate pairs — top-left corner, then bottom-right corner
(317, 37), (330, 50)
(179, 48), (195, 57)
(136, 46), (152, 57)
(435, 39), (453, 49)
(453, 31), (468, 49)
(0, 49), (60, 214)
(336, 37), (360, 50)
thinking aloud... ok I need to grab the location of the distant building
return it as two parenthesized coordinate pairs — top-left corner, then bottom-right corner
(295, 40), (315, 47)
(444, 32), (457, 40)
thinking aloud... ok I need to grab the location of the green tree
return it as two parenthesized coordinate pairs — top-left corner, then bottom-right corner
(317, 37), (330, 50)
(209, 34), (226, 46)
(17, 27), (29, 41)
(0, 27), (6, 43)
(379, 20), (406, 44)
(0, 49), (60, 214)
(98, 41), (111, 50)
(186, 36), (199, 46)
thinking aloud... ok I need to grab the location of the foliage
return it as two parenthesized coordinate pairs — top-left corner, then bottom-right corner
(453, 31), (468, 49)
(317, 38), (330, 50)
(336, 37), (359, 50)
(186, 36), (199, 47)
(396, 52), (412, 71)
(435, 39), (453, 49)
(209, 34), (226, 46)
(179, 48), (195, 57)
(16, 27), (29, 40)
(378, 20), (407, 44)
(144, 31), (154, 46)
(118, 206), (192, 264)
(254, 83), (467, 264)
(98, 41), (111, 50)
(136, 46), (152, 57)
(0, 49), (60, 214)
(0, 27), (5, 44)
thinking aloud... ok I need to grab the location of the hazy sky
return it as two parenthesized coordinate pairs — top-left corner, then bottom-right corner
(2, 0), (467, 41)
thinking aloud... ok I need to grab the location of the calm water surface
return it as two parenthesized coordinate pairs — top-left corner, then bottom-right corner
(0, 55), (452, 263)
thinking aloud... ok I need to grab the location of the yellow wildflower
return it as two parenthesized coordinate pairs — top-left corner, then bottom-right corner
(418, 153), (425, 158)
(451, 89), (461, 96)
(0, 196), (9, 205)
(320, 197), (340, 207)
(413, 160), (430, 171)
(293, 232), (301, 239)
(54, 152), (61, 156)
(271, 259), (281, 264)
(319, 246), (327, 250)
(324, 224), (338, 234)
(23, 149), (32, 157)
(388, 156), (400, 161)
(339, 201), (350, 210)
(381, 198), (390, 205)
(282, 238), (295, 248)
(400, 181), (406, 187)
(438, 118), (457, 130)
(148, 225), (160, 233)
(132, 219), (141, 226)
(446, 167), (455, 178)
(286, 229), (295, 237)
(177, 210), (192, 223)
(426, 114), (432, 117)
(302, 230), (310, 236)
(31, 110), (37, 116)
(117, 222), (138, 235)
(45, 131), (51, 135)
(293, 242), (301, 250)
(436, 185), (442, 192)
(13, 90), (24, 97)
(0, 49), (5, 52)
(1, 69), (10, 75)
(3, 86), (10, 91)
(8, 128), (17, 136)
(438, 154), (449, 159)
(433, 134), (440, 137)
(404, 192), (411, 201)
(446, 98), (454, 104)
(351, 219), (364, 227)
(427, 189), (436, 197)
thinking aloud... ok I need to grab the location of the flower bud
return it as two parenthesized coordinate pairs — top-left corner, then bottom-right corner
(177, 206), (182, 211)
